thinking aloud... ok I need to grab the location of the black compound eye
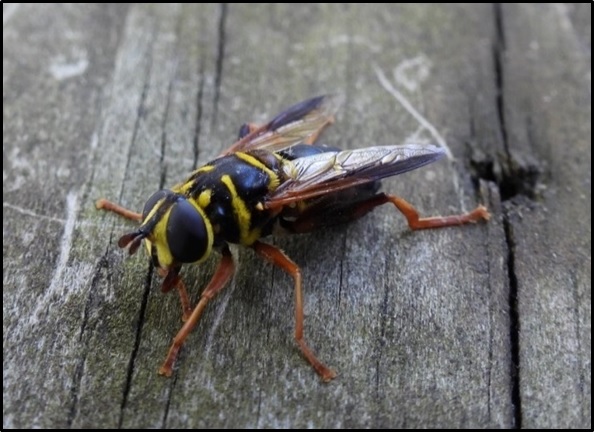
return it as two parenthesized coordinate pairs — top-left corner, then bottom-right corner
(143, 189), (172, 220)
(166, 199), (208, 263)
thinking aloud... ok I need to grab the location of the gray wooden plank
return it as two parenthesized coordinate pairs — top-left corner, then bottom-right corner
(70, 5), (215, 428)
(494, 4), (591, 428)
(3, 3), (132, 428)
(4, 3), (505, 428)
(151, 4), (508, 428)
(5, 3), (587, 429)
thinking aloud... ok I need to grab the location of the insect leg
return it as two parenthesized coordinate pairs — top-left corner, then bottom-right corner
(95, 198), (142, 222)
(284, 192), (489, 233)
(158, 247), (235, 377)
(174, 278), (192, 322)
(317, 192), (489, 230)
(157, 267), (193, 322)
(252, 241), (337, 382)
(382, 194), (490, 229)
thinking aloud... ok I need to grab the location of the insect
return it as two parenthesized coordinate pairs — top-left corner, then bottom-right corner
(96, 95), (490, 382)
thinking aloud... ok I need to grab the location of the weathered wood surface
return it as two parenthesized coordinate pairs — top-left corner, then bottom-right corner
(3, 3), (590, 428)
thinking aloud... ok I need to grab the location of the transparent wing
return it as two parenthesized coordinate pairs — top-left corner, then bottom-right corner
(222, 94), (342, 155)
(265, 143), (446, 209)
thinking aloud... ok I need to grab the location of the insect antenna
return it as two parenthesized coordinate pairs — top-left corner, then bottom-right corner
(118, 231), (145, 255)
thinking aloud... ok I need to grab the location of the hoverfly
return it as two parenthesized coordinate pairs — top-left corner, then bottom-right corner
(96, 95), (490, 382)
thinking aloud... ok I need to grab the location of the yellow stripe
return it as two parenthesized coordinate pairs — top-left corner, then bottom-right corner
(142, 196), (165, 225)
(174, 165), (216, 194)
(235, 152), (280, 189)
(140, 196), (175, 266)
(151, 207), (174, 267)
(197, 189), (212, 208)
(221, 174), (261, 245)
(194, 165), (215, 174)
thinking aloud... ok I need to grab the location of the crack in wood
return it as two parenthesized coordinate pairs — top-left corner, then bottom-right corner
(212, 3), (228, 125)
(67, 252), (110, 428)
(503, 212), (522, 429)
(118, 263), (155, 428)
(117, 18), (157, 427)
(494, 5), (523, 428)
(472, 4), (542, 203)
(193, 56), (206, 170)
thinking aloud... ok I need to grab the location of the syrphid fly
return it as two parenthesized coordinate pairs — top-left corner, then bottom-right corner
(96, 95), (490, 382)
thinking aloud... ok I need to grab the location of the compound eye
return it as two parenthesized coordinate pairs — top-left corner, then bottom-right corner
(142, 189), (172, 220)
(166, 199), (208, 263)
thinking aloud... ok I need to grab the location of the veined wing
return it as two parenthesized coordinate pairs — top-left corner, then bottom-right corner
(222, 94), (342, 156)
(264, 144), (446, 209)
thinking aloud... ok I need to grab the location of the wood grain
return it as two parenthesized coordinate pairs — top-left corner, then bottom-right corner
(3, 4), (590, 428)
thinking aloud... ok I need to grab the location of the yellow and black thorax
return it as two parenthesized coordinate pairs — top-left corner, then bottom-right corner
(173, 149), (285, 247)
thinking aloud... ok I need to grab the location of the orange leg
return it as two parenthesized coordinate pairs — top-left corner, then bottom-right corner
(158, 268), (193, 322)
(95, 198), (142, 222)
(384, 194), (490, 229)
(337, 193), (490, 230)
(159, 247), (235, 377)
(252, 241), (337, 382)
(282, 193), (489, 234)
(175, 278), (193, 322)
